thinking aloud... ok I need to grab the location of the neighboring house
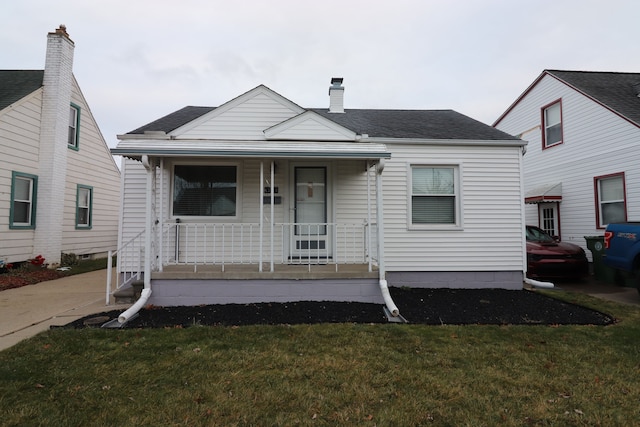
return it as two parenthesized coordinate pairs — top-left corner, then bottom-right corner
(494, 70), (640, 258)
(0, 26), (121, 267)
(111, 78), (526, 310)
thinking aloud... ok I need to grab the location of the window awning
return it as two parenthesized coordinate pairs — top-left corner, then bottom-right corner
(524, 183), (562, 204)
(111, 139), (391, 160)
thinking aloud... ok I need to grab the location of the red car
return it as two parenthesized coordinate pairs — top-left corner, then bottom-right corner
(526, 225), (589, 279)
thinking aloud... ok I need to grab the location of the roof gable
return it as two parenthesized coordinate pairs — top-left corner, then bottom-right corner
(0, 70), (44, 112)
(171, 85), (305, 139)
(264, 110), (357, 141)
(494, 69), (640, 128)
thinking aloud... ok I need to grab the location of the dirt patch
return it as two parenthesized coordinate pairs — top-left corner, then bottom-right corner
(62, 288), (615, 329)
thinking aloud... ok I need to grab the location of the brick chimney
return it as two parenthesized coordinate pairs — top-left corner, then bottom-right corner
(33, 25), (75, 266)
(328, 77), (344, 113)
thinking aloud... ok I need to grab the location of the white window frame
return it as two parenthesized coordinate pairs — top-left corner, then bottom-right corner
(170, 161), (242, 221)
(68, 103), (80, 150)
(595, 173), (626, 229)
(76, 185), (93, 229)
(408, 163), (462, 230)
(541, 100), (562, 149)
(10, 171), (38, 229)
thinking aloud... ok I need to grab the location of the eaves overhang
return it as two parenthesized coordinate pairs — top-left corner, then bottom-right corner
(110, 139), (391, 160)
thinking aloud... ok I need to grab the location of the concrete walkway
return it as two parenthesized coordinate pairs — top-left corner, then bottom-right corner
(0, 268), (129, 352)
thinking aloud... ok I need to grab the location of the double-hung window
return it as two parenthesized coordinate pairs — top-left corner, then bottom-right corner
(172, 164), (238, 217)
(68, 103), (80, 150)
(10, 171), (38, 229)
(76, 185), (93, 228)
(541, 100), (562, 148)
(410, 165), (460, 227)
(595, 173), (626, 228)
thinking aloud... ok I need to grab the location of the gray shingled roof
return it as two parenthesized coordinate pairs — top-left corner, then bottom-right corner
(546, 70), (640, 126)
(127, 104), (519, 141)
(0, 70), (44, 111)
(128, 106), (216, 134)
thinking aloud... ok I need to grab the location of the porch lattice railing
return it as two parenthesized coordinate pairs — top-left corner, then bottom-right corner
(160, 222), (376, 272)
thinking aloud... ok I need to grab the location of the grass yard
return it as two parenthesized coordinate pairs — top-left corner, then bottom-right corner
(1, 291), (639, 426)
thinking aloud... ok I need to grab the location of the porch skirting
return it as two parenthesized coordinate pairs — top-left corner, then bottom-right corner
(386, 271), (524, 290)
(142, 270), (523, 306)
(147, 278), (384, 306)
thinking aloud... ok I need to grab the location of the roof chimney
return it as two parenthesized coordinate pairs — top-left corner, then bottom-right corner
(328, 77), (344, 113)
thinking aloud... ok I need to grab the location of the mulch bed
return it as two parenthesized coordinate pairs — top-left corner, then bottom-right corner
(62, 288), (615, 329)
(0, 269), (68, 291)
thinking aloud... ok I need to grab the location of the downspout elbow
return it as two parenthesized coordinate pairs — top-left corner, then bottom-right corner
(524, 277), (554, 289)
(118, 288), (152, 324)
(379, 279), (399, 317)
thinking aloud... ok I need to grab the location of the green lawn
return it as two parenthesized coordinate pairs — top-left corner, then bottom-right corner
(1, 291), (639, 426)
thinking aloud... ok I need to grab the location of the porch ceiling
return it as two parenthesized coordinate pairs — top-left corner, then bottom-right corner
(111, 139), (391, 160)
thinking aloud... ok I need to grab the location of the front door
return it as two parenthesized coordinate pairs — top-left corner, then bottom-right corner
(291, 165), (332, 260)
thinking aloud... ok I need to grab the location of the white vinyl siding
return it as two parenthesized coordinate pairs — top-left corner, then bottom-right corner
(495, 73), (640, 255)
(0, 90), (42, 261)
(61, 82), (121, 256)
(179, 91), (300, 140)
(382, 143), (524, 272)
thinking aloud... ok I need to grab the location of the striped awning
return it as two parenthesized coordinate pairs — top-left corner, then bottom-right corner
(524, 183), (562, 204)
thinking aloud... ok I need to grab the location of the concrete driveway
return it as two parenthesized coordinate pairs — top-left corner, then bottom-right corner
(531, 274), (640, 307)
(0, 268), (128, 351)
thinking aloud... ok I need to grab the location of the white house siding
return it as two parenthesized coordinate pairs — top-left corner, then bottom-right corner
(179, 92), (300, 140)
(495, 75), (640, 256)
(60, 82), (121, 258)
(0, 91), (42, 263)
(381, 142), (525, 288)
(119, 158), (147, 245)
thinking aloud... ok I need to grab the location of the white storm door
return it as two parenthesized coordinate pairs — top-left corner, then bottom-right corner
(540, 203), (559, 238)
(292, 166), (332, 259)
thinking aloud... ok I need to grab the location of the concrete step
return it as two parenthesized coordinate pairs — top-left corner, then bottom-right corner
(113, 280), (143, 304)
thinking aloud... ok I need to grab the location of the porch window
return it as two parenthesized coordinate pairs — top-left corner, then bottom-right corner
(541, 100), (562, 149)
(410, 165), (459, 226)
(172, 165), (237, 217)
(595, 172), (626, 228)
(10, 171), (38, 229)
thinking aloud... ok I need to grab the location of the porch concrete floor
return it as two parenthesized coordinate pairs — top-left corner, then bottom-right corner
(152, 263), (379, 280)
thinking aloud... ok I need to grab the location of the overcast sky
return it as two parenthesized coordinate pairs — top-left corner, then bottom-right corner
(4, 0), (640, 149)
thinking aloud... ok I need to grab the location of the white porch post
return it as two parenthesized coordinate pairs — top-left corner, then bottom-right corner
(158, 158), (164, 272)
(366, 161), (373, 272)
(259, 161), (264, 272)
(270, 161), (275, 272)
(375, 159), (386, 280)
(142, 155), (153, 289)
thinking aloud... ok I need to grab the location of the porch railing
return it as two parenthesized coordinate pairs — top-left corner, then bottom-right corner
(106, 230), (145, 305)
(160, 222), (376, 272)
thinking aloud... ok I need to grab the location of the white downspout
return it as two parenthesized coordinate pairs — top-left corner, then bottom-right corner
(375, 159), (399, 317)
(118, 155), (153, 324)
(518, 143), (553, 290)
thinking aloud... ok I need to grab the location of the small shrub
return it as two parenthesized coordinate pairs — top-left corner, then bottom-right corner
(61, 253), (79, 267)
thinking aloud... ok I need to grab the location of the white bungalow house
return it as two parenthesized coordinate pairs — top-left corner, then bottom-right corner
(0, 26), (121, 267)
(110, 78), (526, 316)
(493, 70), (640, 257)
